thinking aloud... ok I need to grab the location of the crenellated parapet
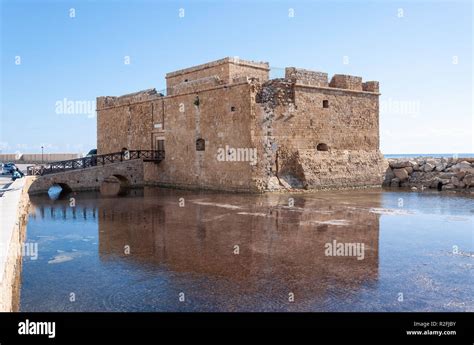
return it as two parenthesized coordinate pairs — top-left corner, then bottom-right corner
(96, 88), (162, 110)
(284, 67), (379, 94)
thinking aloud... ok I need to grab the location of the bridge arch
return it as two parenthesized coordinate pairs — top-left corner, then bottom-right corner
(100, 174), (131, 196)
(48, 182), (72, 199)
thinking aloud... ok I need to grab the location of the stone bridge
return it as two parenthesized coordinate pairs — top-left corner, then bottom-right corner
(27, 150), (164, 196)
(28, 159), (145, 195)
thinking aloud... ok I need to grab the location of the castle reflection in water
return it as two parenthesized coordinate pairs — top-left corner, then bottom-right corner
(28, 187), (381, 310)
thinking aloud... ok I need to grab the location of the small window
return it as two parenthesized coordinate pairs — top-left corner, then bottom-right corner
(230, 106), (236, 112)
(184, 79), (188, 82)
(196, 138), (205, 151)
(323, 100), (329, 108)
(317, 143), (329, 151)
(156, 140), (165, 152)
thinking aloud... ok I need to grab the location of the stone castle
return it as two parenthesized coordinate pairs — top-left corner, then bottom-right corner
(97, 57), (386, 192)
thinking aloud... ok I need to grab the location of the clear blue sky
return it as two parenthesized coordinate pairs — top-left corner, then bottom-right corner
(1, 0), (472, 154)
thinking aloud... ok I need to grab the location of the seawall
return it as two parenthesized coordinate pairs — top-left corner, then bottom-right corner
(0, 177), (33, 311)
(383, 157), (474, 191)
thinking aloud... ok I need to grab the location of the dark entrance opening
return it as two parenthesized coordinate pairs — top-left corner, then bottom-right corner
(317, 143), (329, 151)
(196, 138), (205, 151)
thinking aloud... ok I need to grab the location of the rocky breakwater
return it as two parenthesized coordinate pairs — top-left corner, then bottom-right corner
(383, 158), (474, 192)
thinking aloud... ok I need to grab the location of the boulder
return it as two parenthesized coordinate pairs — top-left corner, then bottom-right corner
(409, 171), (423, 182)
(456, 171), (466, 179)
(383, 168), (395, 186)
(393, 168), (409, 181)
(451, 176), (465, 188)
(405, 166), (414, 174)
(423, 163), (435, 172)
(463, 174), (474, 187)
(461, 167), (474, 175)
(435, 161), (447, 171)
(389, 160), (412, 169)
(411, 186), (418, 191)
(439, 172), (456, 179)
(451, 161), (471, 171)
(443, 183), (455, 190)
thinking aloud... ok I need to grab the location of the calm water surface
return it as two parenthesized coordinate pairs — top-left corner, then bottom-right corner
(20, 187), (474, 311)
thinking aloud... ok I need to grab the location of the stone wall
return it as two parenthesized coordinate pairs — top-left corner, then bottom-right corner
(0, 178), (31, 311)
(143, 81), (257, 192)
(166, 57), (269, 96)
(251, 76), (385, 191)
(384, 158), (474, 191)
(285, 67), (329, 87)
(97, 91), (157, 155)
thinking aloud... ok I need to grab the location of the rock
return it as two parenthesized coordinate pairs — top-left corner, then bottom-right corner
(390, 160), (412, 169)
(412, 163), (422, 171)
(456, 171), (466, 179)
(461, 167), (474, 175)
(409, 171), (423, 181)
(451, 176), (465, 188)
(439, 172), (456, 179)
(443, 183), (455, 190)
(463, 174), (474, 187)
(383, 168), (395, 186)
(393, 168), (409, 181)
(430, 179), (441, 189)
(423, 163), (435, 172)
(435, 162), (447, 171)
(451, 161), (471, 171)
(405, 166), (414, 174)
(411, 186), (417, 191)
(390, 177), (401, 187)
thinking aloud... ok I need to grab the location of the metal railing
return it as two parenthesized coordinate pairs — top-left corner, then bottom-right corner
(27, 150), (165, 176)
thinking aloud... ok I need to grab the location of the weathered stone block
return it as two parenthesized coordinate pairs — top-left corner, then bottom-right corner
(393, 168), (409, 181)
(329, 74), (362, 91)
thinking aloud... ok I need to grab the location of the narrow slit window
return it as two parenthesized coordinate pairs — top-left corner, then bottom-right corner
(323, 100), (329, 108)
(196, 138), (205, 151)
